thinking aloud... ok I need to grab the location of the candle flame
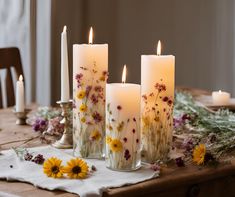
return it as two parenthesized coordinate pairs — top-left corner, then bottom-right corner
(122, 65), (127, 83)
(157, 40), (161, 56)
(63, 25), (67, 33)
(219, 90), (222, 93)
(19, 75), (23, 81)
(89, 27), (93, 44)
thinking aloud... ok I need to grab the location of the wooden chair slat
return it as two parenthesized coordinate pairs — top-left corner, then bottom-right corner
(6, 68), (15, 107)
(0, 80), (2, 108)
(0, 47), (24, 108)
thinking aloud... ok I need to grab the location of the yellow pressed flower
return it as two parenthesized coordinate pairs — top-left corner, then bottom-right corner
(110, 138), (123, 152)
(63, 158), (89, 179)
(106, 136), (112, 144)
(79, 104), (87, 112)
(90, 130), (101, 141)
(81, 117), (86, 123)
(99, 76), (105, 81)
(142, 116), (150, 126)
(117, 121), (124, 132)
(43, 157), (63, 178)
(77, 90), (86, 99)
(193, 144), (206, 165)
(106, 124), (113, 131)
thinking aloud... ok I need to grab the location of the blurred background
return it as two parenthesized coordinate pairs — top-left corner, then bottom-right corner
(0, 0), (235, 105)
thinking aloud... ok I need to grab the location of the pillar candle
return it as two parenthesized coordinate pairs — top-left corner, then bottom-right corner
(106, 65), (141, 171)
(73, 27), (108, 158)
(141, 41), (175, 162)
(16, 75), (25, 112)
(61, 26), (70, 102)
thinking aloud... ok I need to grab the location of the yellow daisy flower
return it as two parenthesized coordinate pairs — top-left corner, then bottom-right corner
(77, 90), (86, 99)
(79, 104), (88, 112)
(63, 158), (89, 179)
(43, 157), (63, 178)
(90, 130), (101, 141)
(80, 117), (86, 123)
(193, 144), (206, 165)
(110, 138), (123, 152)
(106, 136), (112, 144)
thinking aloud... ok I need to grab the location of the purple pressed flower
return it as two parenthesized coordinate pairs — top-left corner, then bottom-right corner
(94, 85), (103, 92)
(24, 153), (33, 161)
(175, 157), (185, 167)
(124, 149), (131, 160)
(117, 105), (122, 110)
(32, 154), (45, 165)
(75, 73), (83, 80)
(92, 111), (102, 123)
(91, 94), (98, 104)
(86, 85), (92, 97)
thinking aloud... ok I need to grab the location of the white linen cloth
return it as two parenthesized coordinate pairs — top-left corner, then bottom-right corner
(0, 146), (159, 197)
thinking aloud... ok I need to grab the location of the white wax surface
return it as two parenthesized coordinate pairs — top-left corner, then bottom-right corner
(16, 79), (24, 112)
(61, 29), (70, 102)
(106, 83), (141, 151)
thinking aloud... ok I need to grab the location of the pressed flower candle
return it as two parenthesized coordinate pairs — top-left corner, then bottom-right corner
(73, 27), (108, 158)
(141, 41), (175, 163)
(106, 65), (141, 171)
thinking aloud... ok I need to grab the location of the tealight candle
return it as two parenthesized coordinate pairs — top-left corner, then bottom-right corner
(212, 90), (231, 105)
(106, 65), (141, 171)
(141, 40), (175, 163)
(73, 27), (108, 159)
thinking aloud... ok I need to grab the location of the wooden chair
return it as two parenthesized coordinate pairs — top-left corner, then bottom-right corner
(0, 47), (24, 108)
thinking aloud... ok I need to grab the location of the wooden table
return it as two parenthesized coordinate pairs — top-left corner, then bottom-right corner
(0, 97), (235, 197)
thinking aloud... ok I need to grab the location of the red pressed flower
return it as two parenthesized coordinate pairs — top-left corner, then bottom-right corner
(117, 105), (122, 110)
(133, 117), (136, 122)
(162, 96), (169, 102)
(142, 95), (147, 100)
(136, 139), (139, 143)
(155, 83), (166, 92)
(123, 137), (127, 142)
(132, 129), (136, 133)
(168, 100), (173, 106)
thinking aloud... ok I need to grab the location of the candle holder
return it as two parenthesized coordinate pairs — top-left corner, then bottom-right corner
(52, 100), (73, 149)
(13, 108), (31, 125)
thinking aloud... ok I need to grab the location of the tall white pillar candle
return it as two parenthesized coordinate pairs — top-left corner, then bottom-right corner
(16, 75), (25, 112)
(141, 41), (175, 162)
(73, 27), (108, 158)
(106, 65), (141, 171)
(61, 26), (70, 102)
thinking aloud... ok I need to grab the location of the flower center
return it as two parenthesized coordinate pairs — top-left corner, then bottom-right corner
(72, 166), (81, 174)
(51, 166), (59, 174)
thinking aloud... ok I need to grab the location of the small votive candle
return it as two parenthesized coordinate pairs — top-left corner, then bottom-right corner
(212, 90), (231, 105)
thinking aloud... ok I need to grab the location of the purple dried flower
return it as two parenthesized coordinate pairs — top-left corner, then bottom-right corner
(182, 137), (194, 152)
(86, 85), (92, 97)
(94, 86), (103, 92)
(175, 157), (185, 167)
(32, 154), (45, 165)
(150, 163), (161, 171)
(24, 153), (33, 161)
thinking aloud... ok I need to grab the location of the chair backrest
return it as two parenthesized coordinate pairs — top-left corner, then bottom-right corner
(0, 47), (24, 108)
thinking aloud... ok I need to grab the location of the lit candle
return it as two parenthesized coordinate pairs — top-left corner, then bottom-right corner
(141, 40), (175, 163)
(212, 90), (231, 105)
(73, 27), (108, 158)
(16, 75), (25, 112)
(61, 25), (70, 102)
(106, 65), (141, 171)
